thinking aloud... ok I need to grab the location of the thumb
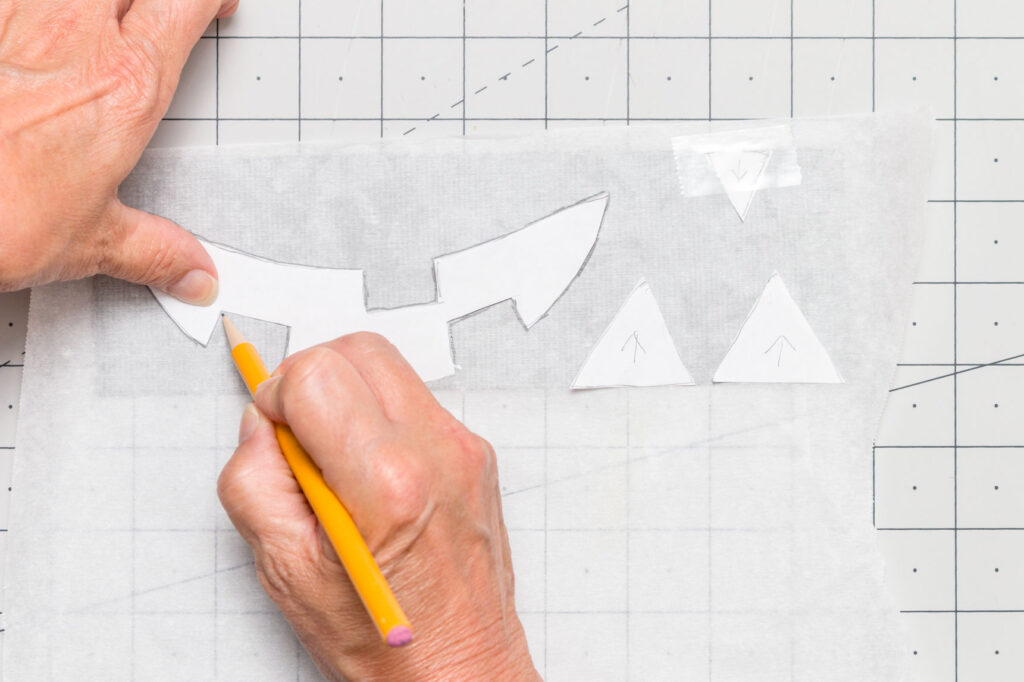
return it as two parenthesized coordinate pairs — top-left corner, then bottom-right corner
(99, 202), (219, 305)
(218, 404), (315, 551)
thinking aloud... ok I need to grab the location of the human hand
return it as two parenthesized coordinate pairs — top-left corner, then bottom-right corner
(0, 0), (237, 302)
(218, 333), (539, 682)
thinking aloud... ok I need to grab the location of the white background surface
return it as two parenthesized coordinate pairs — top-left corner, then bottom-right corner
(1, 1), (1021, 680)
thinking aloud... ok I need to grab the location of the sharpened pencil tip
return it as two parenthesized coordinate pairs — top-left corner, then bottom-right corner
(221, 314), (246, 349)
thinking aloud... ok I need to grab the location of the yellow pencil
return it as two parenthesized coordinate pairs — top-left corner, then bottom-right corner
(221, 315), (413, 647)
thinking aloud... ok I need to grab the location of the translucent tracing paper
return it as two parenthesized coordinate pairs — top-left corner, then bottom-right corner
(7, 113), (931, 681)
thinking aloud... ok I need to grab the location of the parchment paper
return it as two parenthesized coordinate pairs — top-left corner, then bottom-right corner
(7, 112), (931, 681)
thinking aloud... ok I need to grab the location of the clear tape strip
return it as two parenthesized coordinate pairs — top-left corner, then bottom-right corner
(672, 125), (803, 198)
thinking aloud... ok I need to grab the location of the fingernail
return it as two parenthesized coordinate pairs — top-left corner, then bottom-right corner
(166, 270), (219, 306)
(238, 403), (261, 444)
(253, 375), (282, 404)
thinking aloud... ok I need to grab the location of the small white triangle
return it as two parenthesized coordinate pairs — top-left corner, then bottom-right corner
(706, 149), (772, 221)
(572, 279), (695, 389)
(713, 273), (843, 384)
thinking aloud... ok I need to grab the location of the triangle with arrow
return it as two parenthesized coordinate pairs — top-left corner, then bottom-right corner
(706, 149), (772, 221)
(713, 273), (843, 383)
(572, 279), (695, 389)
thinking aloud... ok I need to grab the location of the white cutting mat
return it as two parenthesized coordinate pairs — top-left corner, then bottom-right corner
(2, 2), (1022, 680)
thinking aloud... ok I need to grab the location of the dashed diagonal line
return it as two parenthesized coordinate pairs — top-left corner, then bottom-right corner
(405, 5), (629, 134)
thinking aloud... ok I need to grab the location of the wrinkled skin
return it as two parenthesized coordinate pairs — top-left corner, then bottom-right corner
(0, 0), (231, 301)
(220, 333), (539, 681)
(3, 3), (537, 678)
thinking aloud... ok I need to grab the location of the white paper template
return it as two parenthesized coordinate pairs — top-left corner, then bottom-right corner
(705, 149), (773, 221)
(572, 278), (694, 389)
(152, 193), (609, 382)
(713, 272), (843, 384)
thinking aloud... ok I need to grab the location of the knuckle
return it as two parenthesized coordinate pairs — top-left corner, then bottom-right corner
(465, 434), (496, 477)
(336, 331), (393, 357)
(255, 544), (317, 605)
(446, 421), (496, 479)
(374, 451), (431, 527)
(99, 224), (178, 283)
(215, 457), (241, 506)
(109, 41), (155, 88)
(280, 347), (338, 409)
(105, 37), (170, 122)
(147, 237), (179, 276)
(215, 451), (256, 513)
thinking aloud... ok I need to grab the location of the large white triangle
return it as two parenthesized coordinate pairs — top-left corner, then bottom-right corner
(572, 279), (695, 389)
(713, 273), (843, 384)
(706, 149), (772, 221)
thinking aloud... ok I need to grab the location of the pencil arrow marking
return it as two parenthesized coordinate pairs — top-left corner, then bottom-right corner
(705, 149), (772, 221)
(620, 330), (647, 365)
(572, 279), (696, 389)
(763, 335), (796, 367)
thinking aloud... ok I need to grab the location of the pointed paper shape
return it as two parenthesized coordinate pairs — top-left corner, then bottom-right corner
(714, 273), (843, 384)
(706, 149), (772, 221)
(572, 279), (695, 389)
(152, 193), (608, 383)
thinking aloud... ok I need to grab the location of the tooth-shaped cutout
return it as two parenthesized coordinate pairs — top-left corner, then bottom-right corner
(705, 149), (773, 221)
(572, 278), (695, 389)
(714, 273), (843, 384)
(152, 193), (609, 382)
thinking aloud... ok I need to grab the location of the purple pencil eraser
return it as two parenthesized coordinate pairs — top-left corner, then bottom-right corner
(386, 625), (413, 647)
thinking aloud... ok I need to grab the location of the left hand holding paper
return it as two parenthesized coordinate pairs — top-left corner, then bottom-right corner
(0, 0), (237, 303)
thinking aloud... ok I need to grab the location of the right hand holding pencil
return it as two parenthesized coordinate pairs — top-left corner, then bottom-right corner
(218, 332), (540, 681)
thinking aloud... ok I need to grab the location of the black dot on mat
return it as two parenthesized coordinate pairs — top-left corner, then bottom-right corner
(667, 76), (672, 80)
(996, 485), (1000, 490)
(996, 650), (1000, 655)
(995, 76), (1000, 80)
(913, 567), (918, 572)
(913, 321), (918, 326)
(255, 76), (261, 81)
(996, 403), (1000, 408)
(338, 76), (343, 81)
(585, 76), (590, 80)
(912, 76), (918, 81)
(912, 403), (918, 408)
(996, 567), (1000, 572)
(913, 651), (918, 656)
(748, 76), (754, 81)
(420, 76), (426, 81)
(913, 486), (918, 491)
(995, 321), (1000, 326)
(995, 158), (999, 163)
(830, 76), (836, 81)
(6, 322), (11, 327)
(995, 239), (1000, 244)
